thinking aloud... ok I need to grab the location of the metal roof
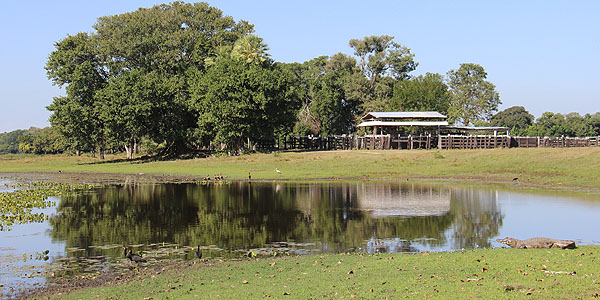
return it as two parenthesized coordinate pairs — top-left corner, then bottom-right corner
(357, 121), (449, 127)
(361, 111), (447, 120)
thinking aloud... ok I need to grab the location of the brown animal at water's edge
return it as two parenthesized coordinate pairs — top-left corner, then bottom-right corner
(496, 237), (577, 249)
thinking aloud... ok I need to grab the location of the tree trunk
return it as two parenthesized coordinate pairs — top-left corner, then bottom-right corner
(369, 73), (378, 96)
(125, 136), (135, 160)
(133, 136), (137, 155)
(99, 139), (105, 160)
(125, 145), (133, 160)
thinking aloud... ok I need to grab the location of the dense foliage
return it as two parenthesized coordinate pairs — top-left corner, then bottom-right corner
(16, 2), (591, 158)
(489, 107), (600, 137)
(0, 129), (28, 154)
(447, 63), (501, 125)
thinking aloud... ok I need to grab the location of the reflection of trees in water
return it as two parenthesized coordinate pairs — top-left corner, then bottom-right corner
(49, 184), (201, 256)
(450, 189), (503, 249)
(49, 182), (486, 256)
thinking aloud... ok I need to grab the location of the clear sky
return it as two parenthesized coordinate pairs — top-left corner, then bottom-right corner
(1, 1), (598, 133)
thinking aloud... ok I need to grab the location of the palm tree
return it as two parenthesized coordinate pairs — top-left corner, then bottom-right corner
(231, 35), (270, 65)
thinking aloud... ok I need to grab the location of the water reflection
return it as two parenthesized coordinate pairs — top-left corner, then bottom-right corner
(357, 182), (451, 217)
(5, 180), (600, 297)
(450, 189), (503, 249)
(49, 182), (498, 255)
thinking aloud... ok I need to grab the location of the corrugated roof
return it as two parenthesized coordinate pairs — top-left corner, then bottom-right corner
(361, 111), (447, 120)
(357, 121), (449, 127)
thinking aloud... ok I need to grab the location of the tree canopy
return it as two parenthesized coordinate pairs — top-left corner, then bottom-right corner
(447, 63), (501, 126)
(489, 106), (534, 136)
(390, 73), (451, 114)
(349, 35), (417, 113)
(38, 2), (600, 158)
(189, 56), (298, 151)
(46, 2), (263, 157)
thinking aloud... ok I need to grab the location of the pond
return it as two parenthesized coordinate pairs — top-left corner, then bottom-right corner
(1, 180), (600, 297)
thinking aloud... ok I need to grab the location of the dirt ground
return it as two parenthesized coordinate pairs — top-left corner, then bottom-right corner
(19, 259), (213, 300)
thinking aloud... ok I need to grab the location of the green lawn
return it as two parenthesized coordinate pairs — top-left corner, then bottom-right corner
(2, 147), (600, 188)
(40, 246), (600, 299)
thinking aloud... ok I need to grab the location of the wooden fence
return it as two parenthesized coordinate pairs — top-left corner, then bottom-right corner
(282, 135), (354, 151)
(512, 136), (599, 148)
(255, 135), (600, 151)
(438, 135), (510, 150)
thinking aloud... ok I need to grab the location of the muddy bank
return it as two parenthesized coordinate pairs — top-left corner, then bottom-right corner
(3, 171), (598, 196)
(1, 172), (206, 185)
(19, 259), (217, 300)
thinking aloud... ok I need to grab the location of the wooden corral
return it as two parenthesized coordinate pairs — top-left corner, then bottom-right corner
(541, 136), (591, 147)
(512, 136), (539, 148)
(254, 109), (599, 151)
(262, 135), (600, 151)
(438, 135), (510, 150)
(512, 136), (600, 148)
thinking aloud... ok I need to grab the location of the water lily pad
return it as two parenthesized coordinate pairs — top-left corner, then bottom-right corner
(66, 248), (86, 253)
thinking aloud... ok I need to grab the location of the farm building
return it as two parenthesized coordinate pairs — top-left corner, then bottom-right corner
(356, 111), (510, 149)
(357, 111), (510, 136)
(358, 111), (449, 135)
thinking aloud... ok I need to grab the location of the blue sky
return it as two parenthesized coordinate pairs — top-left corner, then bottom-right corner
(1, 1), (598, 133)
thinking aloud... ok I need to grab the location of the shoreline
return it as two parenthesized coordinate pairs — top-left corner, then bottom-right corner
(3, 170), (599, 196)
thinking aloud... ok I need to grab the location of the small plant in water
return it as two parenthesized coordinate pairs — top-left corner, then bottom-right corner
(0, 180), (102, 231)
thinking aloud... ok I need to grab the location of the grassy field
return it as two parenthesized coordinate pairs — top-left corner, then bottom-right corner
(1, 147), (600, 188)
(36, 246), (600, 299)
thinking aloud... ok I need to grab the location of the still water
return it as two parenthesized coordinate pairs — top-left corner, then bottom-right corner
(2, 181), (600, 296)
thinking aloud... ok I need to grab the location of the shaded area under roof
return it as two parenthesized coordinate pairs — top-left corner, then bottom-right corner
(357, 121), (449, 127)
(441, 126), (510, 131)
(361, 111), (447, 120)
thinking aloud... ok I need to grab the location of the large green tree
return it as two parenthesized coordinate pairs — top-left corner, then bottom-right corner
(189, 55), (298, 151)
(349, 35), (417, 113)
(288, 54), (364, 136)
(93, 2), (252, 154)
(525, 111), (600, 137)
(390, 73), (451, 114)
(0, 129), (28, 154)
(446, 63), (501, 126)
(585, 113), (600, 136)
(93, 2), (253, 75)
(525, 112), (568, 136)
(97, 70), (179, 159)
(46, 32), (108, 157)
(17, 127), (67, 154)
(46, 2), (254, 158)
(489, 106), (534, 136)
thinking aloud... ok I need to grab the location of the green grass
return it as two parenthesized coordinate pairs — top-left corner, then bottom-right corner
(2, 147), (600, 188)
(42, 246), (600, 299)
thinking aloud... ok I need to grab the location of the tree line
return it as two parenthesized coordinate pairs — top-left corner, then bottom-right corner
(490, 106), (600, 137)
(4, 107), (598, 155)
(1, 2), (596, 157)
(38, 2), (501, 158)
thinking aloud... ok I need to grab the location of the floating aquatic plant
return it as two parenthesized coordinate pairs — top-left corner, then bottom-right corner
(0, 180), (103, 231)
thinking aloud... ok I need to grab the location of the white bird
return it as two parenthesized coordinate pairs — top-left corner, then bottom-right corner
(275, 168), (282, 174)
